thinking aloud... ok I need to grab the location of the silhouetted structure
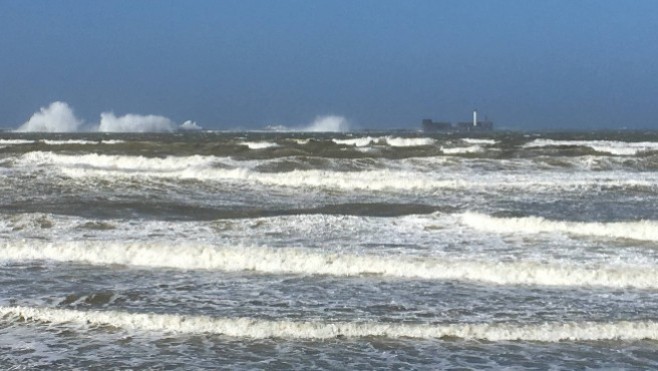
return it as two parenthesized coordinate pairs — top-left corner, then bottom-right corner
(422, 110), (493, 132)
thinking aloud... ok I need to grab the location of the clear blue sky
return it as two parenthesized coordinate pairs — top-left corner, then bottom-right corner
(1, 0), (657, 130)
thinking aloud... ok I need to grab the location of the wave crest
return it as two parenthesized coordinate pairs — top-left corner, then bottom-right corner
(3, 241), (658, 288)
(3, 306), (658, 341)
(461, 212), (658, 242)
(523, 139), (658, 156)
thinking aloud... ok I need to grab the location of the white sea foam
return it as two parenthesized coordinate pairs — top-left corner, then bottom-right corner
(332, 137), (376, 147)
(239, 141), (279, 150)
(41, 139), (125, 145)
(96, 112), (175, 133)
(3, 306), (658, 341)
(15, 102), (83, 132)
(18, 152), (222, 173)
(14, 151), (658, 193)
(0, 139), (124, 146)
(441, 145), (484, 154)
(3, 241), (658, 288)
(384, 137), (436, 147)
(332, 137), (435, 148)
(0, 139), (35, 146)
(461, 212), (658, 242)
(523, 139), (658, 156)
(14, 101), (194, 133)
(462, 138), (497, 145)
(179, 120), (202, 131)
(0, 140), (126, 150)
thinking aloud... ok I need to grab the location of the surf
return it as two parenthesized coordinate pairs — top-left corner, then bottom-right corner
(3, 241), (658, 289)
(461, 212), (658, 242)
(3, 306), (658, 341)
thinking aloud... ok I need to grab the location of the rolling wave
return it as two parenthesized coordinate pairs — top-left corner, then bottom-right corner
(462, 138), (497, 145)
(42, 139), (125, 145)
(239, 141), (279, 150)
(523, 139), (658, 156)
(3, 306), (658, 341)
(383, 137), (436, 147)
(332, 137), (377, 147)
(441, 145), (484, 154)
(0, 139), (124, 150)
(332, 136), (436, 148)
(461, 212), (658, 242)
(3, 242), (658, 288)
(0, 139), (37, 146)
(18, 151), (222, 173)
(14, 152), (658, 192)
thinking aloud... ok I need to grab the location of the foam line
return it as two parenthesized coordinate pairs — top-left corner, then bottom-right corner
(462, 138), (497, 145)
(331, 136), (436, 148)
(441, 145), (483, 154)
(16, 152), (658, 192)
(523, 139), (658, 156)
(239, 141), (278, 149)
(383, 137), (435, 147)
(2, 306), (658, 341)
(0, 139), (35, 145)
(42, 139), (125, 145)
(3, 242), (658, 288)
(461, 212), (658, 242)
(0, 139), (124, 147)
(19, 152), (220, 173)
(332, 137), (376, 147)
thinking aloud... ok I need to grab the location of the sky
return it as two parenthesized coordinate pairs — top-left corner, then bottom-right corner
(1, 0), (657, 131)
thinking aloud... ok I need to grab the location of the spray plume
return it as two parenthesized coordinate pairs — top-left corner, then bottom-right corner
(15, 101), (200, 133)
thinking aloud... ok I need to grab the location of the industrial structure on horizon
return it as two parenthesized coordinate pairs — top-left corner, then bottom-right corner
(422, 110), (493, 132)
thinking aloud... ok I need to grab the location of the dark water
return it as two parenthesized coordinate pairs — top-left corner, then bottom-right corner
(2, 131), (658, 369)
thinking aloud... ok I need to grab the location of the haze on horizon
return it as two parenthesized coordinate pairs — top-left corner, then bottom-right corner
(1, 0), (657, 132)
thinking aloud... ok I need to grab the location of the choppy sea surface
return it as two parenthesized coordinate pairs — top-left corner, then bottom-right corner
(2, 130), (658, 369)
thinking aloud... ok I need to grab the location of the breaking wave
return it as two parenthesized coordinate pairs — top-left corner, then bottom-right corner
(15, 102), (83, 132)
(523, 139), (658, 156)
(332, 136), (436, 147)
(461, 212), (658, 242)
(179, 120), (202, 131)
(462, 138), (497, 145)
(0, 139), (37, 149)
(3, 241), (658, 288)
(332, 137), (376, 147)
(383, 137), (435, 147)
(441, 145), (484, 154)
(14, 152), (658, 192)
(14, 101), (194, 133)
(263, 115), (351, 132)
(96, 112), (175, 133)
(18, 152), (220, 173)
(301, 115), (350, 132)
(239, 141), (279, 150)
(3, 306), (658, 341)
(44, 139), (125, 145)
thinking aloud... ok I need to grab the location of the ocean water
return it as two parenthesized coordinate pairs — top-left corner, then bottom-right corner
(2, 131), (658, 369)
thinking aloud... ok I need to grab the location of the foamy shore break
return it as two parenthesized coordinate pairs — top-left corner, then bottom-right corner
(2, 306), (658, 341)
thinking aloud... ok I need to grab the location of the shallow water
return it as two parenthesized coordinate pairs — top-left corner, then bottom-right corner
(2, 131), (658, 368)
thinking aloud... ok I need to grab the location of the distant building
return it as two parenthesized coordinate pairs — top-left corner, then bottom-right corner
(422, 110), (493, 132)
(422, 119), (451, 132)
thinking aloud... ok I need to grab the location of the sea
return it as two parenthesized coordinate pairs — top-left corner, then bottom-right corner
(2, 130), (658, 369)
